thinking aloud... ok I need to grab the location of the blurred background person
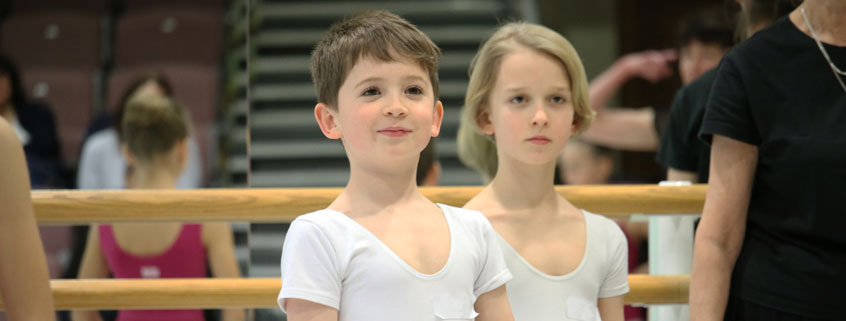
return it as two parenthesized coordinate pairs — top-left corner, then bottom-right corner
(0, 53), (64, 189)
(78, 73), (202, 190)
(581, 7), (735, 152)
(74, 95), (243, 321)
(658, 0), (799, 183)
(416, 138), (441, 186)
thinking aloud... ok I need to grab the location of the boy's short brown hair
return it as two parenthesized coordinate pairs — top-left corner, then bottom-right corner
(310, 10), (442, 109)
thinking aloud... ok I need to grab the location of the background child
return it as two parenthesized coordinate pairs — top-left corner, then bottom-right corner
(74, 95), (242, 321)
(78, 73), (203, 190)
(279, 10), (513, 321)
(458, 22), (629, 321)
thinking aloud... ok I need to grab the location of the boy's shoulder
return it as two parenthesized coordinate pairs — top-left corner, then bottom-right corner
(291, 209), (352, 232)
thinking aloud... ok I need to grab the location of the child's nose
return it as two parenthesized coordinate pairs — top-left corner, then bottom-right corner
(383, 96), (408, 117)
(531, 108), (548, 126)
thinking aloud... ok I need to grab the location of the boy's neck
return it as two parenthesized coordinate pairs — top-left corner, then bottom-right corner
(488, 156), (560, 214)
(330, 165), (428, 217)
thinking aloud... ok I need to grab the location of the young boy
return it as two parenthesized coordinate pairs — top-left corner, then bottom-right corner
(278, 11), (514, 321)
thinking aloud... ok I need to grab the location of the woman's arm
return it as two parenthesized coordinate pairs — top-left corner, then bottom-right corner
(474, 285), (514, 321)
(580, 108), (659, 151)
(582, 50), (676, 151)
(0, 118), (55, 321)
(598, 295), (624, 321)
(589, 49), (677, 113)
(690, 135), (758, 321)
(202, 222), (244, 321)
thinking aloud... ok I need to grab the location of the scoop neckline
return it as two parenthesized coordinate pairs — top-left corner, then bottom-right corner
(322, 203), (456, 280)
(496, 210), (591, 281)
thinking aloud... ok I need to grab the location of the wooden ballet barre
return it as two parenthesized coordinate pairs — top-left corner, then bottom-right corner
(0, 275), (689, 310)
(32, 185), (706, 224)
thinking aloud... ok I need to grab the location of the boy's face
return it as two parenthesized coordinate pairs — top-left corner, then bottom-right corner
(481, 48), (576, 167)
(315, 55), (444, 173)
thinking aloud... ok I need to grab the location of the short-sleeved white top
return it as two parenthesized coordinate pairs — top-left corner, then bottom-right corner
(498, 210), (629, 321)
(278, 203), (512, 321)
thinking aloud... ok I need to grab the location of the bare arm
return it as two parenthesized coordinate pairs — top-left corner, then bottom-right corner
(580, 108), (659, 151)
(582, 50), (675, 151)
(589, 49), (677, 113)
(689, 135), (758, 321)
(475, 285), (514, 321)
(72, 226), (109, 321)
(598, 295), (624, 321)
(285, 299), (339, 321)
(667, 168), (698, 182)
(203, 222), (244, 321)
(0, 119), (55, 321)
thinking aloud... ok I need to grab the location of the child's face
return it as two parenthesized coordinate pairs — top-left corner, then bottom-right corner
(315, 55), (443, 173)
(482, 48), (576, 166)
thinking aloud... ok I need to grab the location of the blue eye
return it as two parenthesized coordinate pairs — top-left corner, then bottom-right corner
(551, 96), (566, 104)
(406, 86), (424, 95)
(362, 87), (380, 96)
(510, 96), (526, 104)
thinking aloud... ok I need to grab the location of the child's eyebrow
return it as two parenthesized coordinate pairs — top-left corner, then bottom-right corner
(502, 85), (571, 93)
(403, 75), (427, 83)
(355, 77), (384, 88)
(502, 86), (529, 92)
(550, 86), (571, 93)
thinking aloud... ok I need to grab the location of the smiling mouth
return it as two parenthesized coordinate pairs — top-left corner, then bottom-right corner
(378, 127), (412, 137)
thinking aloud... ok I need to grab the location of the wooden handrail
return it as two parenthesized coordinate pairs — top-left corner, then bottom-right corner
(0, 275), (689, 310)
(33, 185), (706, 224)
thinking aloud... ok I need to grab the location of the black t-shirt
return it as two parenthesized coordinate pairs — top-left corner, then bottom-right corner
(657, 68), (718, 183)
(700, 17), (846, 319)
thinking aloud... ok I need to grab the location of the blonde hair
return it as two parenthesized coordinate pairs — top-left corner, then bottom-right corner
(121, 95), (188, 163)
(457, 22), (594, 180)
(310, 10), (442, 109)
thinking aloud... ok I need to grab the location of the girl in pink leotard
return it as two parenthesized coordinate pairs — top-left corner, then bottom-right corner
(74, 94), (243, 321)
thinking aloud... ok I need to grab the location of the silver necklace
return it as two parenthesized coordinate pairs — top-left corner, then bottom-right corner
(801, 7), (846, 94)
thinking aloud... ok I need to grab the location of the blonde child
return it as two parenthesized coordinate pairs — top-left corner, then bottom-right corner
(458, 23), (629, 321)
(278, 10), (514, 321)
(74, 95), (243, 321)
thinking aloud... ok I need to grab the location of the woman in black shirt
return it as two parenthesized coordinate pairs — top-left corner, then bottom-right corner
(691, 1), (846, 320)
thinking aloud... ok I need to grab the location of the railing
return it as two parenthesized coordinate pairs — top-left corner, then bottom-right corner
(32, 185), (706, 224)
(0, 275), (690, 310)
(1, 185), (705, 310)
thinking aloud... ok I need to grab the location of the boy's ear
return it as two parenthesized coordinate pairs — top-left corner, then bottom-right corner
(314, 103), (342, 139)
(571, 116), (580, 133)
(430, 100), (444, 137)
(478, 107), (495, 135)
